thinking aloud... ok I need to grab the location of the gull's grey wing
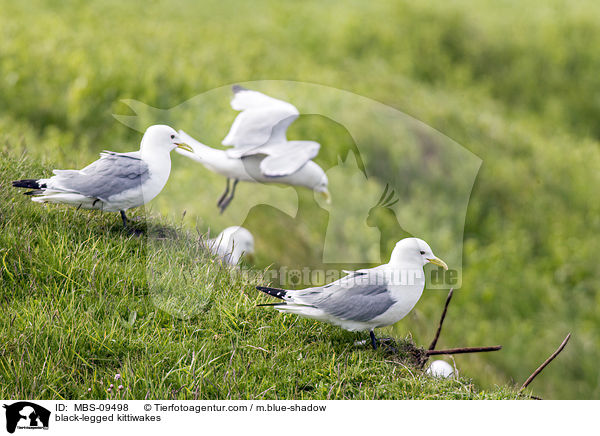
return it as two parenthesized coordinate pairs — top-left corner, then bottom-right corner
(51, 151), (149, 201)
(297, 270), (394, 322)
(258, 140), (320, 177)
(222, 87), (299, 152)
(317, 284), (394, 322)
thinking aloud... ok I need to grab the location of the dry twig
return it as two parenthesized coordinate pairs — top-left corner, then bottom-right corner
(428, 288), (454, 351)
(420, 287), (502, 368)
(520, 333), (571, 392)
(426, 346), (502, 356)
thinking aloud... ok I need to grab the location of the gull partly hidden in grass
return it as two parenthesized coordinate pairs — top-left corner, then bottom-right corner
(176, 85), (330, 213)
(257, 237), (448, 350)
(208, 226), (255, 265)
(426, 360), (455, 378)
(12, 125), (193, 227)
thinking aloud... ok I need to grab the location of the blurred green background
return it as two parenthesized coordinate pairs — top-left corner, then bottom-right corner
(1, 0), (599, 399)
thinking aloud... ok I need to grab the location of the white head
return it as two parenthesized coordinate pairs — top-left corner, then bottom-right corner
(389, 237), (448, 270)
(210, 226), (255, 265)
(140, 125), (193, 154)
(312, 173), (330, 203)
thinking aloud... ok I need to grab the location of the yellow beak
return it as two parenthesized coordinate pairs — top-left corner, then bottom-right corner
(428, 257), (448, 270)
(176, 143), (193, 153)
(320, 189), (331, 204)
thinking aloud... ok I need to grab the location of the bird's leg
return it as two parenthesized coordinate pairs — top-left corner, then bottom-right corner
(120, 210), (128, 227)
(219, 179), (239, 214)
(370, 330), (378, 350)
(228, 179), (239, 202)
(217, 179), (231, 207)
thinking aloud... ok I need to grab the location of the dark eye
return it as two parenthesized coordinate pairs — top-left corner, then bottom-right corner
(170, 134), (175, 139)
(420, 251), (426, 255)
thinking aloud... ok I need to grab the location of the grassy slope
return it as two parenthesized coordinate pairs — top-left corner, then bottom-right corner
(0, 154), (517, 400)
(1, 0), (600, 399)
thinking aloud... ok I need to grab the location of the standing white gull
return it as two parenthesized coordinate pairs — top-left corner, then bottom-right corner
(176, 85), (330, 213)
(257, 237), (448, 350)
(12, 125), (193, 227)
(208, 226), (255, 265)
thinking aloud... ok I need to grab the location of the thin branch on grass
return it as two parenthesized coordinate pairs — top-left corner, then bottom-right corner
(520, 333), (571, 392)
(426, 346), (502, 355)
(428, 288), (454, 351)
(419, 287), (502, 368)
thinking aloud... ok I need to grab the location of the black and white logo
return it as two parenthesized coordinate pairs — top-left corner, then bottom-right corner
(3, 402), (50, 434)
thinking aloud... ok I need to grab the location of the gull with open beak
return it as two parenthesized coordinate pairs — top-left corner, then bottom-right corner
(176, 85), (330, 213)
(257, 237), (448, 350)
(12, 125), (193, 227)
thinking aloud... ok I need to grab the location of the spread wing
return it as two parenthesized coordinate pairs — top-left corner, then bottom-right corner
(258, 140), (320, 177)
(221, 86), (322, 177)
(48, 151), (149, 201)
(222, 86), (300, 155)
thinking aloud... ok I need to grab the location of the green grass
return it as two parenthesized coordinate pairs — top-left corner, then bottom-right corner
(1, 0), (599, 399)
(0, 154), (518, 400)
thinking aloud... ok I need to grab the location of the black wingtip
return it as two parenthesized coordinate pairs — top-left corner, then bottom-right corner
(232, 84), (247, 94)
(256, 285), (288, 300)
(12, 179), (42, 189)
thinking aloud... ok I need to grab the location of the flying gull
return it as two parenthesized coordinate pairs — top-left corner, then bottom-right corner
(208, 226), (255, 265)
(176, 86), (330, 213)
(12, 125), (193, 227)
(257, 237), (448, 349)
